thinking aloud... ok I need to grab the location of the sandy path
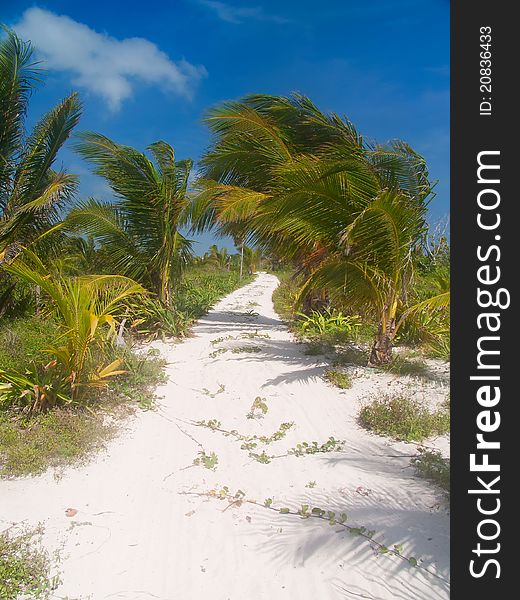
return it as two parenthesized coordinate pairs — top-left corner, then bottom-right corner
(1, 273), (449, 600)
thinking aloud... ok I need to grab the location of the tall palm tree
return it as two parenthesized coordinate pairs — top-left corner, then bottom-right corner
(0, 28), (81, 263)
(191, 93), (439, 364)
(68, 134), (193, 306)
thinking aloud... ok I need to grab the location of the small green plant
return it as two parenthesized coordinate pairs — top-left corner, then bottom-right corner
(231, 345), (261, 354)
(249, 450), (272, 464)
(323, 369), (352, 389)
(201, 384), (226, 398)
(246, 396), (268, 419)
(196, 419), (293, 447)
(288, 437), (344, 457)
(249, 436), (344, 464)
(209, 347), (228, 359)
(411, 448), (450, 493)
(182, 487), (446, 583)
(193, 450), (219, 470)
(210, 335), (235, 345)
(359, 395), (450, 442)
(0, 525), (58, 599)
(241, 331), (270, 339)
(306, 480), (317, 488)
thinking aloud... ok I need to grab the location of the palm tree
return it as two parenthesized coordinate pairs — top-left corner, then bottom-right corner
(192, 93), (439, 364)
(0, 28), (81, 263)
(242, 245), (263, 274)
(68, 134), (193, 306)
(205, 244), (230, 270)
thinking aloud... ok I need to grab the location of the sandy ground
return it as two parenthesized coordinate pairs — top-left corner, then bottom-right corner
(1, 273), (450, 600)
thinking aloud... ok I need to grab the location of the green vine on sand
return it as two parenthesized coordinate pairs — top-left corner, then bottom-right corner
(179, 487), (449, 586)
(193, 419), (343, 464)
(195, 419), (294, 447)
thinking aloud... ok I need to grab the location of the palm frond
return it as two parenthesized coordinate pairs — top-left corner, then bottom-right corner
(10, 93), (82, 210)
(0, 27), (41, 207)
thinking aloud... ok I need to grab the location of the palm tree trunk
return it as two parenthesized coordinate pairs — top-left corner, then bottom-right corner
(369, 316), (396, 366)
(35, 285), (41, 316)
(239, 244), (244, 279)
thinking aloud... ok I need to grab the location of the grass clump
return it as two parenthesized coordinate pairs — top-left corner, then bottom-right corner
(411, 448), (450, 493)
(0, 349), (166, 478)
(323, 369), (352, 389)
(380, 353), (430, 378)
(0, 409), (115, 478)
(359, 395), (450, 442)
(0, 525), (57, 599)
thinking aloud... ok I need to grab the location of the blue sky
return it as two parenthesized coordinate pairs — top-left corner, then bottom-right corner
(2, 0), (449, 254)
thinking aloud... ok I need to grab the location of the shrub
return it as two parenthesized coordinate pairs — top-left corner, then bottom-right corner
(271, 271), (301, 322)
(359, 395), (450, 442)
(411, 448), (450, 493)
(0, 348), (165, 477)
(127, 297), (192, 340)
(0, 525), (56, 599)
(0, 408), (115, 478)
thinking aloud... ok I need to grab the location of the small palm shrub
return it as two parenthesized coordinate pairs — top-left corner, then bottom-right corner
(1, 251), (145, 409)
(296, 308), (361, 336)
(126, 297), (192, 340)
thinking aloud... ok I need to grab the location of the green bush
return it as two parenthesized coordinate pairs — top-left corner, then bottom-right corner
(0, 525), (55, 599)
(359, 395), (450, 442)
(411, 448), (450, 493)
(271, 271), (301, 322)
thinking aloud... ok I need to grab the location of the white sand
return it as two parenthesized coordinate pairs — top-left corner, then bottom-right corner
(1, 273), (450, 599)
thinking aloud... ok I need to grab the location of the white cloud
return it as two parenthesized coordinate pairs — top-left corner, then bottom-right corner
(199, 1), (288, 24)
(14, 8), (207, 111)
